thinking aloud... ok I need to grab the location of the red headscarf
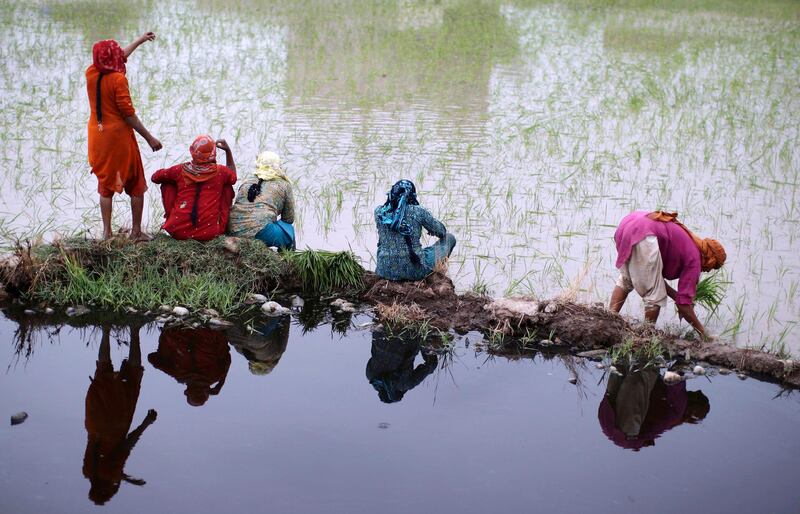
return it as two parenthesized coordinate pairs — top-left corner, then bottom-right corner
(182, 135), (218, 183)
(92, 40), (127, 74)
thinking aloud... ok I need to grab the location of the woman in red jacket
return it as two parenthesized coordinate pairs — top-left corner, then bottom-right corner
(151, 135), (237, 241)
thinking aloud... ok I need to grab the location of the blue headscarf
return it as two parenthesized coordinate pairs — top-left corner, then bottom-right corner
(377, 180), (421, 265)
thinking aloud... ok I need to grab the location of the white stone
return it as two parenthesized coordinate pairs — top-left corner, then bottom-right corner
(664, 371), (682, 384)
(693, 365), (706, 376)
(261, 301), (290, 316)
(544, 302), (558, 314)
(291, 295), (305, 308)
(209, 318), (233, 327)
(247, 293), (268, 304)
(24, 309), (35, 315)
(125, 307), (138, 314)
(66, 305), (90, 317)
(718, 368), (732, 375)
(159, 305), (172, 313)
(539, 339), (554, 346)
(172, 306), (190, 317)
(44, 308), (54, 315)
(568, 376), (577, 384)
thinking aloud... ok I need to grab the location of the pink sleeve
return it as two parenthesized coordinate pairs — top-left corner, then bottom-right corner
(676, 260), (701, 305)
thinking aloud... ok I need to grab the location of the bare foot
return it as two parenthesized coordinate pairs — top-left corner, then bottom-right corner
(129, 231), (153, 243)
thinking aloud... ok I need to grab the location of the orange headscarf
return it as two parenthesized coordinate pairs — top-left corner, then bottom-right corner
(182, 135), (218, 183)
(647, 211), (726, 272)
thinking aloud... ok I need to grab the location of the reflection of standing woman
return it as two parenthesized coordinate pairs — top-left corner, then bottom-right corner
(86, 33), (162, 240)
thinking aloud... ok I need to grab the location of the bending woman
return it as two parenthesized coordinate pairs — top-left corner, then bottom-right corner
(374, 179), (456, 281)
(151, 136), (237, 241)
(228, 151), (296, 250)
(86, 34), (162, 241)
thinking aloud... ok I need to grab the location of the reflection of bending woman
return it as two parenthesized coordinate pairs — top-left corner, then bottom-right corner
(366, 331), (438, 403)
(83, 326), (157, 505)
(598, 367), (709, 451)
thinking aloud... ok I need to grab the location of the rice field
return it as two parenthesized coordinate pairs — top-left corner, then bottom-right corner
(0, 0), (798, 352)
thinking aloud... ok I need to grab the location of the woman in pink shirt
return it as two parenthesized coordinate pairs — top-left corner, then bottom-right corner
(609, 211), (726, 339)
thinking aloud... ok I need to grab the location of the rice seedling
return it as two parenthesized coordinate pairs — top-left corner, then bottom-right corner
(281, 249), (364, 292)
(608, 336), (665, 371)
(693, 272), (730, 317)
(0, 0), (797, 352)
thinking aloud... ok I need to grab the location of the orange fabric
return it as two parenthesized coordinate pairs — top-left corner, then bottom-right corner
(97, 165), (146, 198)
(86, 65), (146, 197)
(83, 360), (143, 491)
(647, 211), (726, 272)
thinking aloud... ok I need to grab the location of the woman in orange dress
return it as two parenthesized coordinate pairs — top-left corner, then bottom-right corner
(86, 34), (162, 240)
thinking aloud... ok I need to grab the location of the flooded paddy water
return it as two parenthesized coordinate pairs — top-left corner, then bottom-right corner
(1, 0), (800, 511)
(2, 309), (800, 513)
(0, 0), (798, 351)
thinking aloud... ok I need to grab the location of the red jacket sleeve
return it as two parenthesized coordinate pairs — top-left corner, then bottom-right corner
(219, 165), (237, 185)
(151, 164), (183, 184)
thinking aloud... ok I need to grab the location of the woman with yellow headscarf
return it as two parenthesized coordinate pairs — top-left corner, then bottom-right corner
(227, 151), (295, 249)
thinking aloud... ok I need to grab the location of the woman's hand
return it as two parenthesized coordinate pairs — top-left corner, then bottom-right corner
(139, 31), (156, 44)
(147, 136), (163, 151)
(215, 139), (231, 152)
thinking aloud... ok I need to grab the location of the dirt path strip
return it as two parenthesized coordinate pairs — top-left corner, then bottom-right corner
(363, 273), (799, 388)
(1, 239), (796, 387)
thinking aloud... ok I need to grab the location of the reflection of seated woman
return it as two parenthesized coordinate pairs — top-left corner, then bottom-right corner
(598, 367), (710, 451)
(227, 151), (296, 250)
(83, 325), (157, 505)
(147, 327), (231, 406)
(151, 135), (237, 241)
(366, 331), (438, 403)
(227, 316), (290, 375)
(375, 179), (456, 281)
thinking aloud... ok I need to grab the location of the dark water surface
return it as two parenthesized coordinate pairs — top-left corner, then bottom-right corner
(1, 311), (799, 514)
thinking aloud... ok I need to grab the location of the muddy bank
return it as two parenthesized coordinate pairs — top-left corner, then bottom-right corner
(2, 239), (797, 388)
(364, 273), (800, 388)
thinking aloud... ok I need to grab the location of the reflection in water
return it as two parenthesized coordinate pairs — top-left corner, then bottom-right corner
(148, 327), (231, 406)
(82, 325), (157, 505)
(598, 367), (710, 451)
(366, 330), (438, 404)
(227, 317), (290, 375)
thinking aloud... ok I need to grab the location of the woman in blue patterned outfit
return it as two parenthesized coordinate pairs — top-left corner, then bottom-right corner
(375, 179), (456, 281)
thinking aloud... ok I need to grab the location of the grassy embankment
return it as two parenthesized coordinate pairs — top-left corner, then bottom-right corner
(2, 236), (364, 316)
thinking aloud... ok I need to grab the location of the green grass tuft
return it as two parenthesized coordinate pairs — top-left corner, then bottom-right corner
(16, 236), (364, 314)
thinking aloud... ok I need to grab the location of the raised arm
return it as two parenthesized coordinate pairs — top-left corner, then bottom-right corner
(215, 139), (236, 174)
(123, 32), (156, 58)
